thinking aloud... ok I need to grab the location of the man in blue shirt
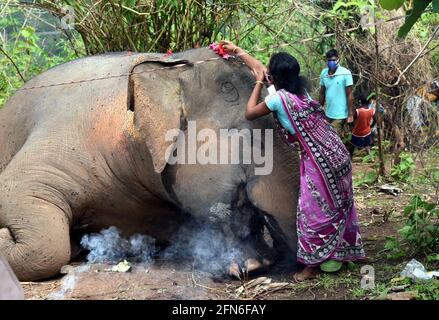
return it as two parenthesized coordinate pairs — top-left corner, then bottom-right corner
(319, 49), (354, 136)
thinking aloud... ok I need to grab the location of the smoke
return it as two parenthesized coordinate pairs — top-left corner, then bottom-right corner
(46, 265), (90, 300)
(46, 222), (245, 300)
(161, 222), (245, 276)
(80, 226), (156, 265)
(79, 221), (247, 276)
(47, 273), (77, 300)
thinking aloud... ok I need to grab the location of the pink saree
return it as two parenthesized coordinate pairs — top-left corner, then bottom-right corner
(274, 89), (365, 266)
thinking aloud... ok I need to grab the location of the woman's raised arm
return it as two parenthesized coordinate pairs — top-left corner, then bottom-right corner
(220, 40), (266, 75)
(220, 40), (271, 120)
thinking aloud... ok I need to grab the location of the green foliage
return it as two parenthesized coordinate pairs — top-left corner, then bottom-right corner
(385, 195), (439, 259)
(380, 0), (438, 37)
(362, 149), (378, 163)
(384, 236), (406, 259)
(351, 287), (366, 298)
(0, 6), (80, 108)
(1, 0), (437, 113)
(412, 279), (439, 300)
(326, 0), (375, 33)
(29, 0), (330, 89)
(38, 0), (258, 54)
(427, 253), (439, 262)
(418, 12), (439, 74)
(365, 270), (439, 300)
(398, 0), (433, 38)
(381, 140), (392, 152)
(332, 0), (374, 20)
(354, 170), (378, 187)
(0, 1), (331, 107)
(416, 165), (439, 188)
(380, 0), (405, 10)
(390, 152), (415, 182)
(371, 283), (390, 299)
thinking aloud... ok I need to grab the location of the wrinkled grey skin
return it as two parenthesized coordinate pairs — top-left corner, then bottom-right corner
(0, 48), (299, 281)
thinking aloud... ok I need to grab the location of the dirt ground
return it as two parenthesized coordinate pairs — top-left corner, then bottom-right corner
(21, 152), (435, 300)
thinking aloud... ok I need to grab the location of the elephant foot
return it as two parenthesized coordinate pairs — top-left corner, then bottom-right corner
(0, 223), (71, 281)
(228, 258), (273, 279)
(0, 196), (72, 281)
(228, 262), (242, 279)
(245, 258), (272, 273)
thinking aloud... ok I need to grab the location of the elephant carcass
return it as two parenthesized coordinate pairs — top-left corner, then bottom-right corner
(0, 49), (299, 281)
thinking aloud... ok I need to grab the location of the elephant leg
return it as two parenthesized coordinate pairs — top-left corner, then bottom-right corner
(245, 151), (300, 270)
(227, 189), (276, 277)
(0, 177), (71, 281)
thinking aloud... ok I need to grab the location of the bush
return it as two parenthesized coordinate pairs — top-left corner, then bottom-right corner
(385, 195), (439, 259)
(390, 152), (415, 182)
(0, 7), (79, 108)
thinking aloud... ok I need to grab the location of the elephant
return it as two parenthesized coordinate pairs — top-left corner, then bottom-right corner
(0, 48), (299, 281)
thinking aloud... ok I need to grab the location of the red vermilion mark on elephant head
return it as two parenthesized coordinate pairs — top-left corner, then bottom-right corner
(86, 98), (132, 156)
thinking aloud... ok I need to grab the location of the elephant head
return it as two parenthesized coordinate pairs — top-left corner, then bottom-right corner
(130, 48), (300, 275)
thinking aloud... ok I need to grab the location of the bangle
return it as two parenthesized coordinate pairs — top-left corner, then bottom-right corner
(255, 81), (264, 86)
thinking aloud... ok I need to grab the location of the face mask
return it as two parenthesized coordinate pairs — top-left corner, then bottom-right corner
(327, 60), (338, 70)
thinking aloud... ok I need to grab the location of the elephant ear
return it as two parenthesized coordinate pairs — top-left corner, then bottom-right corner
(130, 59), (190, 173)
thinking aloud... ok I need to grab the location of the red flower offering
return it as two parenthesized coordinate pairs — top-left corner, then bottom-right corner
(209, 42), (230, 60)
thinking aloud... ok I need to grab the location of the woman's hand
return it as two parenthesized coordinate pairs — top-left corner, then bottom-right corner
(220, 41), (270, 121)
(252, 67), (266, 82)
(220, 39), (266, 82)
(220, 40), (239, 55)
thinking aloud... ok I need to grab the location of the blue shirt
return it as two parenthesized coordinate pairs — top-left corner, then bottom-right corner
(320, 65), (353, 120)
(264, 93), (296, 135)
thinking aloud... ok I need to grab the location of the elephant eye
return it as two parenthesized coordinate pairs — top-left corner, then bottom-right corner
(220, 81), (239, 103)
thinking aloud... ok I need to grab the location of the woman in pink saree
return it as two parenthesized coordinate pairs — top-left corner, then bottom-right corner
(222, 41), (365, 280)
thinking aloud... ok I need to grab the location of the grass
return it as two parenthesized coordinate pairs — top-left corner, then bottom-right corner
(285, 261), (439, 300)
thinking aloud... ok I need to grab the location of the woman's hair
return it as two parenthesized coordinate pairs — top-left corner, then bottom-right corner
(268, 52), (309, 95)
